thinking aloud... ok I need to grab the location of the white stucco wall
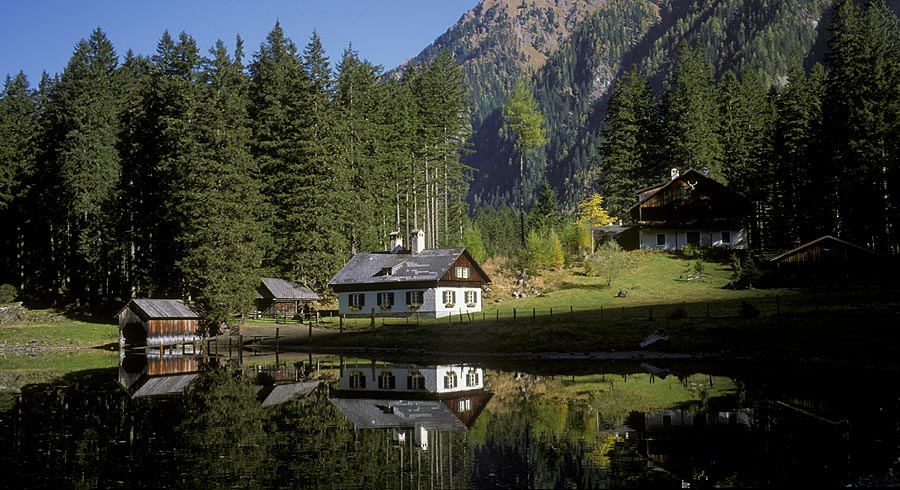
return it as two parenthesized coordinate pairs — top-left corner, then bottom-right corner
(339, 364), (485, 394)
(337, 286), (483, 319)
(639, 228), (747, 251)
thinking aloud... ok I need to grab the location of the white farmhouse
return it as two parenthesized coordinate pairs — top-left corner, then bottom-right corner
(328, 230), (491, 319)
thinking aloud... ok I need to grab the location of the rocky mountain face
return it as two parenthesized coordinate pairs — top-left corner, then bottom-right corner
(397, 0), (899, 211)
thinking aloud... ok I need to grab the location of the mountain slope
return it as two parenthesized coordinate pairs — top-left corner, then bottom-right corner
(401, 0), (896, 211)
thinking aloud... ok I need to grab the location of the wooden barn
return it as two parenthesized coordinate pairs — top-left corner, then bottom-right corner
(118, 299), (202, 352)
(255, 277), (320, 318)
(769, 235), (885, 287)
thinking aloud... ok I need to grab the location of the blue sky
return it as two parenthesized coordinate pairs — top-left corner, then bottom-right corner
(1, 0), (478, 85)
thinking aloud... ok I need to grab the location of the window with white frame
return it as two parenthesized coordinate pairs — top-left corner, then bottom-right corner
(349, 371), (366, 389)
(466, 369), (479, 387)
(407, 371), (425, 390)
(457, 399), (472, 412)
(378, 292), (394, 309)
(406, 290), (424, 307)
(444, 371), (458, 389)
(378, 371), (396, 390)
(465, 290), (478, 306)
(442, 290), (456, 307)
(454, 266), (471, 279)
(349, 293), (365, 309)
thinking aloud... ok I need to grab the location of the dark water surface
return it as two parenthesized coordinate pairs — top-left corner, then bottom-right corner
(1, 353), (899, 489)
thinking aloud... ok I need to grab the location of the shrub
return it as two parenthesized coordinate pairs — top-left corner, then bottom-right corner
(0, 284), (18, 304)
(680, 243), (703, 259)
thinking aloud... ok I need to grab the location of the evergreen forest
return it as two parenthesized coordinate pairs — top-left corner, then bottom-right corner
(2, 0), (899, 324)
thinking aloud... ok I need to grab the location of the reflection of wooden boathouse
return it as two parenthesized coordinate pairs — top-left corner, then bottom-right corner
(117, 299), (202, 352)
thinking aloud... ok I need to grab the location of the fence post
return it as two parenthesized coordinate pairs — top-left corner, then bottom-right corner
(513, 308), (517, 322)
(600, 306), (603, 320)
(570, 305), (573, 320)
(496, 310), (499, 322)
(532, 308), (536, 320)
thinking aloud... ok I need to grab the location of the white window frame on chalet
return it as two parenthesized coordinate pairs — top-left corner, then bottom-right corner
(454, 266), (471, 279)
(442, 290), (456, 307)
(349, 293), (365, 309)
(465, 290), (478, 307)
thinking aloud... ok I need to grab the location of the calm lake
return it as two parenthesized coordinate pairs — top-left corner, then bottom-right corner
(1, 351), (898, 489)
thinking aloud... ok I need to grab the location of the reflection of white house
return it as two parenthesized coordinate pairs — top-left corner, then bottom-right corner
(330, 363), (491, 450)
(328, 230), (491, 319)
(338, 363), (485, 393)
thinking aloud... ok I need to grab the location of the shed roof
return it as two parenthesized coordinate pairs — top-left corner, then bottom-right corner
(328, 248), (489, 287)
(122, 299), (200, 320)
(131, 373), (199, 398)
(260, 381), (321, 407)
(769, 235), (883, 263)
(257, 278), (320, 301)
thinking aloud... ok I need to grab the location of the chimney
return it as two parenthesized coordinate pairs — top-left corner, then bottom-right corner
(700, 165), (709, 177)
(671, 168), (680, 180)
(389, 231), (403, 252)
(411, 229), (425, 254)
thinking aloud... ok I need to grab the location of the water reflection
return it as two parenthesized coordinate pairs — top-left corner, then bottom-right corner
(0, 351), (898, 488)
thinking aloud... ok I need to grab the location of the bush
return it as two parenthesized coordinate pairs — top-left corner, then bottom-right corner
(0, 284), (18, 304)
(680, 243), (703, 259)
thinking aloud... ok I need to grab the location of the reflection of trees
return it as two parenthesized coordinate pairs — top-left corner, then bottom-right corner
(468, 371), (737, 488)
(177, 368), (271, 487)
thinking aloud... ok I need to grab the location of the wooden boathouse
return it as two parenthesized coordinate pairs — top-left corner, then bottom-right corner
(118, 299), (202, 353)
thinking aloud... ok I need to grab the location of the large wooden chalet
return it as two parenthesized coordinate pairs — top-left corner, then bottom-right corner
(629, 168), (751, 251)
(328, 230), (491, 319)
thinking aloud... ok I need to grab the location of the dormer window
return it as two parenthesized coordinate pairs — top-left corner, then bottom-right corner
(381, 267), (393, 276)
(454, 266), (471, 279)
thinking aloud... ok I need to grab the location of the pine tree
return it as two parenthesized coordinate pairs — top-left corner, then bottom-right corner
(661, 43), (722, 180)
(717, 69), (775, 249)
(40, 28), (122, 307)
(0, 73), (39, 290)
(824, 0), (900, 252)
(177, 38), (264, 329)
(600, 65), (660, 219)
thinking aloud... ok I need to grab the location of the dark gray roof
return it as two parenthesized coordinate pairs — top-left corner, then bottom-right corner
(329, 398), (467, 431)
(128, 299), (199, 319)
(328, 248), (465, 287)
(260, 381), (321, 407)
(131, 373), (199, 398)
(257, 278), (320, 301)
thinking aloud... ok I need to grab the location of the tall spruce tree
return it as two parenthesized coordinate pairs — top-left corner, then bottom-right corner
(40, 28), (122, 308)
(248, 22), (305, 280)
(0, 73), (39, 290)
(771, 62), (826, 248)
(824, 0), (900, 252)
(295, 32), (347, 291)
(717, 69), (775, 249)
(661, 43), (723, 180)
(600, 65), (660, 219)
(179, 38), (263, 329)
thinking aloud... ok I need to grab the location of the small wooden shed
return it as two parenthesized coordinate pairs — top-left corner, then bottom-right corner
(769, 235), (885, 287)
(118, 299), (202, 351)
(255, 278), (319, 318)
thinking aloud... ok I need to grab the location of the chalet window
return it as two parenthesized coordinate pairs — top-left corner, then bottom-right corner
(406, 290), (424, 307)
(349, 371), (366, 389)
(442, 290), (456, 307)
(465, 290), (478, 306)
(407, 371), (426, 390)
(466, 369), (479, 387)
(378, 371), (396, 390)
(349, 293), (365, 309)
(381, 267), (393, 276)
(721, 231), (731, 244)
(378, 292), (394, 309)
(454, 266), (471, 279)
(444, 371), (458, 389)
(656, 234), (666, 246)
(457, 399), (472, 412)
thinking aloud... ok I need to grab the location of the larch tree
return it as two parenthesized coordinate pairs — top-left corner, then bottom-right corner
(502, 78), (548, 247)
